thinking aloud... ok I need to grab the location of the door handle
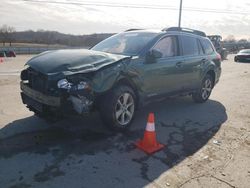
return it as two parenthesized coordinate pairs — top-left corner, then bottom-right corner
(176, 62), (183, 68)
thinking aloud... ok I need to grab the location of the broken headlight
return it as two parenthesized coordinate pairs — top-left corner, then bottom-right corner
(57, 79), (90, 91)
(76, 81), (90, 90)
(57, 79), (72, 89)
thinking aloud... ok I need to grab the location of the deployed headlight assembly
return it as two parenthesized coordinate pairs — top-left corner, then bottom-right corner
(57, 79), (90, 91)
(77, 81), (90, 90)
(57, 79), (72, 89)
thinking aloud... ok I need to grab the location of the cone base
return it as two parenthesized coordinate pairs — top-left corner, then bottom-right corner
(135, 140), (164, 154)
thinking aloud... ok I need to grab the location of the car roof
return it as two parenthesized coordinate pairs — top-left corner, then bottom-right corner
(124, 28), (207, 39)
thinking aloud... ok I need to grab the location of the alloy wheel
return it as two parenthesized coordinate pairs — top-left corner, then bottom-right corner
(115, 92), (135, 126)
(201, 79), (212, 100)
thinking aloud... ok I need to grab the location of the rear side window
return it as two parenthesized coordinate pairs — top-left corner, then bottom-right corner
(200, 39), (214, 55)
(181, 35), (199, 56)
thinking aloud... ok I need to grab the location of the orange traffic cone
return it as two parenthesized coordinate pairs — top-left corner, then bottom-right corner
(135, 113), (164, 154)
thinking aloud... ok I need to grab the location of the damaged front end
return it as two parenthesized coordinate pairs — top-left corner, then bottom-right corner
(20, 67), (96, 117)
(57, 77), (94, 114)
(20, 49), (130, 118)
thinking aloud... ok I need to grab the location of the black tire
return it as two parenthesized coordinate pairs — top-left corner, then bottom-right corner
(192, 74), (214, 103)
(234, 57), (238, 62)
(99, 85), (136, 131)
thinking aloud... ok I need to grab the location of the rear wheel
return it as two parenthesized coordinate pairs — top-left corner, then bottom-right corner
(192, 74), (214, 103)
(99, 85), (136, 131)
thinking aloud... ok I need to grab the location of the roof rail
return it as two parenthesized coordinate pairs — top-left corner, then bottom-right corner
(207, 35), (222, 39)
(125, 28), (144, 32)
(162, 27), (206, 37)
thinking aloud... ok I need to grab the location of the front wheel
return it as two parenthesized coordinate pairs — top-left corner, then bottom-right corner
(99, 85), (136, 131)
(192, 74), (214, 103)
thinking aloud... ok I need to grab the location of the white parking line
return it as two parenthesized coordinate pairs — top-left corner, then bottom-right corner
(0, 70), (21, 76)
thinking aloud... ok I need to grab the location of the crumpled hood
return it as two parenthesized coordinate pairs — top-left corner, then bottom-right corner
(27, 49), (129, 75)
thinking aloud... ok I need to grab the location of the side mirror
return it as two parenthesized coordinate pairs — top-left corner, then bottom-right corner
(145, 49), (163, 64)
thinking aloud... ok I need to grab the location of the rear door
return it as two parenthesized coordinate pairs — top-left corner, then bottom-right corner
(179, 35), (205, 90)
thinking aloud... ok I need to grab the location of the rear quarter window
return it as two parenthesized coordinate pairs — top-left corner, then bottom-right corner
(181, 35), (199, 56)
(200, 39), (214, 55)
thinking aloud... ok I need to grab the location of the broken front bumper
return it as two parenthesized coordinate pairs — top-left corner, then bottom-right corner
(20, 81), (94, 114)
(20, 81), (60, 107)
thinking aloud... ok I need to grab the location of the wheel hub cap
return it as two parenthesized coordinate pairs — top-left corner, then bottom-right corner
(201, 79), (212, 99)
(115, 93), (135, 126)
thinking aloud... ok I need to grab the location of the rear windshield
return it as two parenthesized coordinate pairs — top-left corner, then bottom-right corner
(91, 32), (157, 56)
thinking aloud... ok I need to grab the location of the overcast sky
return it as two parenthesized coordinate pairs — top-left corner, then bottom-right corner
(1, 0), (250, 39)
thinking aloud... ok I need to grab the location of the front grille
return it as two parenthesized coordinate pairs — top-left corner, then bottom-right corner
(27, 68), (48, 93)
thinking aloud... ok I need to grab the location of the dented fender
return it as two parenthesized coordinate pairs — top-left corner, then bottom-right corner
(90, 59), (131, 93)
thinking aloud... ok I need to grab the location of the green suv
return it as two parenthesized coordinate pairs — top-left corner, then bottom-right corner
(20, 27), (221, 131)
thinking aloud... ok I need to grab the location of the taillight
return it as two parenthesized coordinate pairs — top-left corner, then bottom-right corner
(217, 53), (221, 61)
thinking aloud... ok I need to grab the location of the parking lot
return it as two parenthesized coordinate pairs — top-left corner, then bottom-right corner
(0, 55), (249, 188)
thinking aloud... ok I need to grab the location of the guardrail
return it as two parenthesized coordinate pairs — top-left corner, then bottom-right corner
(0, 46), (89, 54)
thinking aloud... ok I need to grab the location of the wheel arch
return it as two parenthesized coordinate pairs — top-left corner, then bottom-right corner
(114, 77), (140, 102)
(206, 69), (216, 87)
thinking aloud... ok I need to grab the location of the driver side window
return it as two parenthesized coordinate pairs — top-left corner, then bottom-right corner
(152, 36), (178, 58)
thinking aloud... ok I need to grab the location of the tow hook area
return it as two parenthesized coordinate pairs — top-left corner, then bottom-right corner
(69, 95), (93, 114)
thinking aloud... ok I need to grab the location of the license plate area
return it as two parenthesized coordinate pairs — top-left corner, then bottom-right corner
(20, 81), (60, 107)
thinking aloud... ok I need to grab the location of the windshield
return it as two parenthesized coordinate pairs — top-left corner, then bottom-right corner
(91, 32), (158, 56)
(239, 49), (250, 54)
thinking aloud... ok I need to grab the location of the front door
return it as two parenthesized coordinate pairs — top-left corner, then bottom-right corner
(141, 35), (186, 97)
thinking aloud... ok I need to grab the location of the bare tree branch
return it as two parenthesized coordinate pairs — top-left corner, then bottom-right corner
(0, 25), (16, 46)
